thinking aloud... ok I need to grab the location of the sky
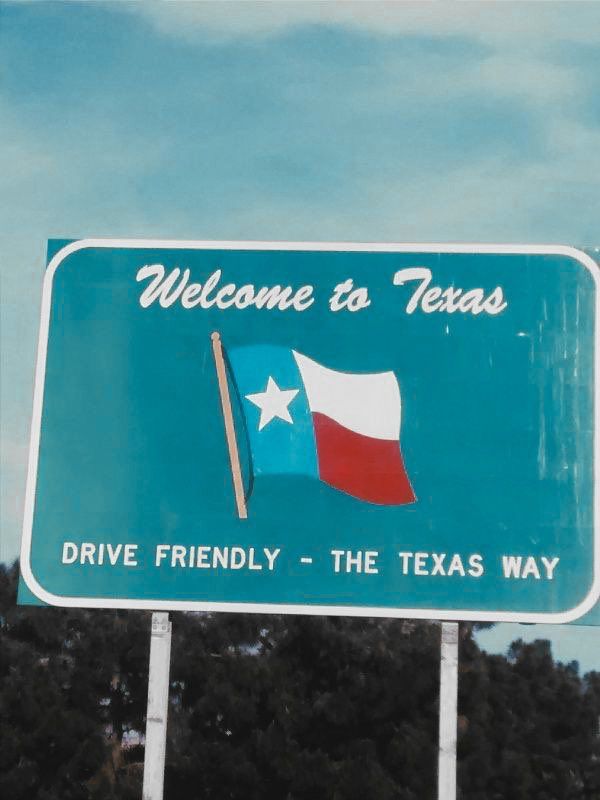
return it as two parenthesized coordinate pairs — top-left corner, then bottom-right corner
(2, 1), (600, 671)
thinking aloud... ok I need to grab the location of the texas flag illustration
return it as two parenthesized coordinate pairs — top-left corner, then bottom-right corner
(212, 335), (416, 514)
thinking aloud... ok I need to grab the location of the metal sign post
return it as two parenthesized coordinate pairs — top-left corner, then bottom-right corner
(438, 622), (458, 800)
(142, 612), (172, 800)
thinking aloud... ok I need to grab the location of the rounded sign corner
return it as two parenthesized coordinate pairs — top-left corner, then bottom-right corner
(552, 244), (600, 288)
(18, 550), (67, 608)
(555, 575), (600, 624)
(45, 239), (97, 282)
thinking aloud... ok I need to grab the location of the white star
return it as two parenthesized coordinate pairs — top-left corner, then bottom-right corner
(245, 377), (299, 431)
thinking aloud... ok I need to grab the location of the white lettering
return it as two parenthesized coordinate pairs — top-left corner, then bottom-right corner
(154, 544), (281, 571)
(330, 279), (353, 311)
(137, 264), (189, 308)
(347, 287), (370, 311)
(541, 556), (559, 580)
(457, 288), (485, 315)
(399, 551), (482, 578)
(364, 551), (379, 574)
(482, 287), (508, 315)
(345, 551), (362, 572)
(394, 267), (432, 314)
(136, 265), (314, 313)
(292, 285), (315, 311)
(212, 547), (229, 568)
(328, 279), (371, 313)
(264, 548), (281, 571)
(414, 552), (429, 575)
(431, 552), (446, 576)
(447, 554), (466, 577)
(393, 267), (507, 317)
(502, 555), (523, 578)
(107, 543), (123, 565)
(521, 556), (541, 580)
(80, 542), (95, 565)
(502, 555), (555, 579)
(62, 542), (78, 564)
(253, 285), (293, 310)
(61, 541), (137, 567)
(230, 547), (246, 569)
(398, 552), (414, 575)
(234, 285), (256, 310)
(330, 549), (379, 573)
(171, 545), (186, 568)
(199, 269), (221, 308)
(216, 284), (237, 309)
(331, 549), (344, 573)
(181, 282), (203, 309)
(248, 548), (262, 571)
(421, 287), (443, 313)
(468, 554), (484, 578)
(123, 544), (138, 566)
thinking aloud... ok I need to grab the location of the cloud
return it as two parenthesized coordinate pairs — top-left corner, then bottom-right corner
(122, 2), (591, 116)
(126, 1), (600, 46)
(474, 54), (582, 106)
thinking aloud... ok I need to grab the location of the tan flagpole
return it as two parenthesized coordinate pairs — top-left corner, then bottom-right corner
(211, 332), (248, 519)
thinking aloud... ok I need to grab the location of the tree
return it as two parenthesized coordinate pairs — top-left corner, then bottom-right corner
(2, 561), (600, 799)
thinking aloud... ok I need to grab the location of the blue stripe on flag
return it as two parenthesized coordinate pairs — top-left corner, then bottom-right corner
(227, 345), (319, 479)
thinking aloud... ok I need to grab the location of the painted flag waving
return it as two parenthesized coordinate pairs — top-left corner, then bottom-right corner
(212, 334), (416, 515)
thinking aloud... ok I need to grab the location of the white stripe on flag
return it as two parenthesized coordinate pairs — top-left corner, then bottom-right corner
(292, 351), (401, 441)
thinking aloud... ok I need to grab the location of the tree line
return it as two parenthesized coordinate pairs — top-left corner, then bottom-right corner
(1, 561), (599, 799)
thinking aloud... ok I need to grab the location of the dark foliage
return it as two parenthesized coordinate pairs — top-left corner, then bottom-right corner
(1, 562), (599, 799)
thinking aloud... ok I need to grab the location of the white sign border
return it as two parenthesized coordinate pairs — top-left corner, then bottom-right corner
(20, 239), (600, 623)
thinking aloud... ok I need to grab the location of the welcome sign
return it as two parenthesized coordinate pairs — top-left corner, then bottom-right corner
(20, 240), (599, 622)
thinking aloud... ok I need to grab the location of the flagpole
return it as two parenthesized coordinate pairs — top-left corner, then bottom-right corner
(211, 332), (248, 519)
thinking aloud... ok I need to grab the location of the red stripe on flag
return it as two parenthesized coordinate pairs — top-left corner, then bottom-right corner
(312, 412), (416, 506)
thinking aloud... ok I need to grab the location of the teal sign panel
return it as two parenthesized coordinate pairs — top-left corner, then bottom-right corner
(20, 240), (600, 622)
